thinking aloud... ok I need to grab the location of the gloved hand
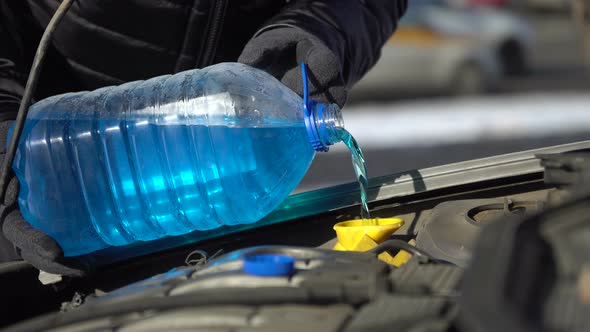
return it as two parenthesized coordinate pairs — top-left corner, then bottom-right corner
(0, 119), (89, 277)
(238, 26), (347, 107)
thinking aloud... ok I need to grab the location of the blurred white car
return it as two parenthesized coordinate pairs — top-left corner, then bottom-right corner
(424, 0), (536, 75)
(351, 11), (501, 97)
(351, 0), (535, 98)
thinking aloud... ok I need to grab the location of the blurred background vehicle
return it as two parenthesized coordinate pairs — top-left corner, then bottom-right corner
(350, 0), (534, 101)
(350, 15), (501, 98)
(430, 0), (535, 76)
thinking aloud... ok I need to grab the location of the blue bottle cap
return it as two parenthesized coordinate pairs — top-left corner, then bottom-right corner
(243, 254), (295, 277)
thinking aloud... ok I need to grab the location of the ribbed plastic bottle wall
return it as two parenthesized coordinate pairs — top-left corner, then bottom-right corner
(12, 63), (343, 256)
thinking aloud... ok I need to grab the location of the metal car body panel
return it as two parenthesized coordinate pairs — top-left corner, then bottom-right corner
(82, 140), (590, 266)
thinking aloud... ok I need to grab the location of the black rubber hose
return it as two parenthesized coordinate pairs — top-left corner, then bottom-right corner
(4, 286), (367, 332)
(0, 0), (75, 201)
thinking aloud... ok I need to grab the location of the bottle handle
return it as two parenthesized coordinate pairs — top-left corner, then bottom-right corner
(301, 62), (329, 152)
(301, 62), (310, 112)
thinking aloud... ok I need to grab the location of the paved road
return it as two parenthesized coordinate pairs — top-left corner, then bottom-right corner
(295, 11), (590, 193)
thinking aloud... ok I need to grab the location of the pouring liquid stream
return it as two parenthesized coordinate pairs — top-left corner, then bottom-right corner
(335, 128), (373, 223)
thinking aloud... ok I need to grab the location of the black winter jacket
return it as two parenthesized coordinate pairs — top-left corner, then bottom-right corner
(0, 0), (407, 106)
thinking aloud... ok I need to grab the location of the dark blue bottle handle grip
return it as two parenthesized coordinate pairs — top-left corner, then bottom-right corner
(301, 62), (329, 152)
(301, 62), (310, 111)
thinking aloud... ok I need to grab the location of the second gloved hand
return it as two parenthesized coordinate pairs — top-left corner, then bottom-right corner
(238, 27), (347, 107)
(0, 119), (90, 277)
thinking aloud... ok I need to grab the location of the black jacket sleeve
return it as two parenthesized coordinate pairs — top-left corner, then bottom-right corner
(0, 4), (25, 262)
(0, 1), (26, 117)
(255, 0), (408, 87)
(0, 59), (24, 117)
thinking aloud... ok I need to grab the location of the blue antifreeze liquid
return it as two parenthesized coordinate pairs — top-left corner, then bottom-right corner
(12, 63), (343, 256)
(336, 128), (370, 220)
(15, 119), (313, 256)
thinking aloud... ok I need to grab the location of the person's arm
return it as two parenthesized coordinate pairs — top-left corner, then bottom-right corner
(0, 9), (27, 262)
(0, 9), (89, 275)
(0, 0), (29, 116)
(239, 0), (408, 106)
(0, 59), (24, 118)
(0, 63), (88, 276)
(0, 6), (26, 117)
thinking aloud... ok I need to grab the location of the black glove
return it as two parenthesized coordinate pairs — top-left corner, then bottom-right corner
(238, 26), (347, 107)
(0, 119), (90, 277)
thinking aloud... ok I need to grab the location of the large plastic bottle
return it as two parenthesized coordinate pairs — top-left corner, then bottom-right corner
(12, 63), (344, 256)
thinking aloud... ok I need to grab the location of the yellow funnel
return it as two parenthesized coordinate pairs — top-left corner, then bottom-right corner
(333, 218), (409, 266)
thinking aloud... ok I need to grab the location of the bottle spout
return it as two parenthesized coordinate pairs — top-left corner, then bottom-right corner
(301, 63), (344, 152)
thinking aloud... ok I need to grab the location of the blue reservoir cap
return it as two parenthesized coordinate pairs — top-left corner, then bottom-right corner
(243, 254), (295, 277)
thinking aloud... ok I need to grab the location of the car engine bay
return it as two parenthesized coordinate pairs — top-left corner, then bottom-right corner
(2, 144), (590, 332)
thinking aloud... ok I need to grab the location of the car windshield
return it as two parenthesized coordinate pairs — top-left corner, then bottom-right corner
(296, 1), (590, 193)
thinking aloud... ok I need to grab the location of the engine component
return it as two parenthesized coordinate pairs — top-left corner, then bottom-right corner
(4, 246), (463, 332)
(416, 197), (544, 267)
(458, 193), (590, 332)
